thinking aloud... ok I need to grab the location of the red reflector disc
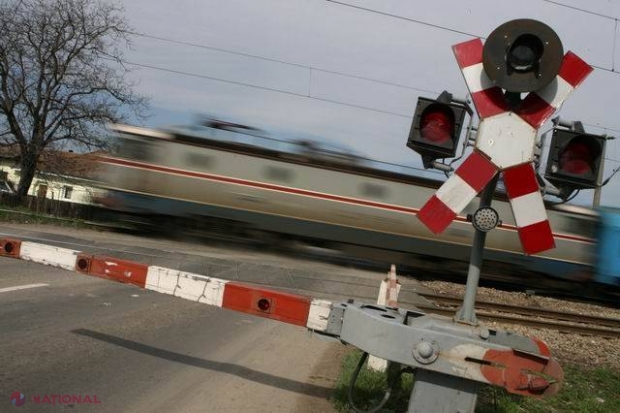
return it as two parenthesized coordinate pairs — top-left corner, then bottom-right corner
(257, 298), (271, 312)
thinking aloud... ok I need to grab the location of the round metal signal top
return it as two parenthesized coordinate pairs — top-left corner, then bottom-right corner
(483, 19), (563, 93)
(472, 207), (500, 232)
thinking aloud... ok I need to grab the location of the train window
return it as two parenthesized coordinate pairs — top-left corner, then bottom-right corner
(186, 153), (213, 169)
(265, 166), (293, 182)
(361, 183), (388, 199)
(118, 138), (151, 161)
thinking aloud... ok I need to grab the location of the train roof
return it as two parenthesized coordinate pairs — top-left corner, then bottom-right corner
(109, 123), (601, 212)
(110, 123), (446, 189)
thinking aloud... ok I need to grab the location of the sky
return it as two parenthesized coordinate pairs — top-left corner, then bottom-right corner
(117, 0), (620, 207)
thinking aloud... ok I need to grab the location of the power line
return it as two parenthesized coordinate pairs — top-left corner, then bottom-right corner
(326, 0), (620, 77)
(113, 58), (416, 119)
(324, 0), (481, 38)
(540, 0), (616, 20)
(108, 57), (620, 163)
(117, 36), (620, 134)
(117, 56), (620, 139)
(130, 31), (439, 96)
(122, 14), (620, 134)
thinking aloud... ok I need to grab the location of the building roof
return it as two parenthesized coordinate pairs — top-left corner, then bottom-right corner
(0, 146), (104, 180)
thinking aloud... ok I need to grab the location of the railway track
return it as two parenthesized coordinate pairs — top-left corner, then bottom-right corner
(7, 215), (620, 338)
(417, 292), (620, 339)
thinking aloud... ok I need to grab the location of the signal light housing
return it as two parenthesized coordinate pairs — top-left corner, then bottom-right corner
(407, 91), (468, 167)
(483, 19), (563, 93)
(544, 128), (606, 194)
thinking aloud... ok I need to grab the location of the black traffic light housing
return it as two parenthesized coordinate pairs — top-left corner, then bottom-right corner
(407, 91), (468, 168)
(483, 19), (564, 93)
(545, 127), (606, 197)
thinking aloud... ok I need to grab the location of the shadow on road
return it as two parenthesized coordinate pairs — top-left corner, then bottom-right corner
(71, 328), (334, 399)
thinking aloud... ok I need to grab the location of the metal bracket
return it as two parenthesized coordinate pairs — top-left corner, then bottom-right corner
(312, 301), (562, 399)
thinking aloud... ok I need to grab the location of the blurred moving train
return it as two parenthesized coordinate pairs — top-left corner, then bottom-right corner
(96, 120), (620, 294)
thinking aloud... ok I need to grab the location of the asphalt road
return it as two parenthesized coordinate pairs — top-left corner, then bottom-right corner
(0, 256), (346, 412)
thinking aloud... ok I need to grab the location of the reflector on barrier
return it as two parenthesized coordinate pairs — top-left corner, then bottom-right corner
(222, 282), (312, 326)
(0, 239), (21, 258)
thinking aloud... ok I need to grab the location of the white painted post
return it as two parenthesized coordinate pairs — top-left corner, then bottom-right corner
(368, 264), (401, 371)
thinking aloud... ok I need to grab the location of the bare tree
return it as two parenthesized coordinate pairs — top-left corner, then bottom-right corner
(0, 0), (147, 198)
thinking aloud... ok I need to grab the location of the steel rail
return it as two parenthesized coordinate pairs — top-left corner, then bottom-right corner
(419, 292), (620, 329)
(414, 296), (620, 338)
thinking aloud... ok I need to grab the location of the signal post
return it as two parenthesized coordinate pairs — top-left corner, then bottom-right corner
(401, 18), (595, 410)
(0, 19), (602, 413)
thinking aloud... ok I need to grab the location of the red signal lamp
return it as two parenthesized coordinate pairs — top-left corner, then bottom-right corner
(545, 128), (606, 195)
(419, 105), (455, 145)
(407, 91), (469, 168)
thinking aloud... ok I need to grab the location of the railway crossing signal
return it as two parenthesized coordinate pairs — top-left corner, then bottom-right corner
(3, 18), (593, 413)
(545, 126), (607, 197)
(416, 19), (593, 255)
(407, 91), (469, 168)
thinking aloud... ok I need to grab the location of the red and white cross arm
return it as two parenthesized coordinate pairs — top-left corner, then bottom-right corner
(452, 38), (593, 127)
(0, 239), (332, 331)
(515, 52), (593, 129)
(417, 37), (593, 255)
(417, 150), (497, 234)
(452, 38), (509, 120)
(503, 163), (555, 254)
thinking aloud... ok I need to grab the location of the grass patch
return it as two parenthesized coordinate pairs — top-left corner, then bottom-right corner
(0, 205), (91, 228)
(333, 350), (620, 412)
(332, 350), (414, 413)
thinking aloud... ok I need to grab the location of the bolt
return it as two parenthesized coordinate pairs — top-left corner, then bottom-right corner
(417, 342), (434, 358)
(529, 376), (550, 391)
(479, 327), (490, 340)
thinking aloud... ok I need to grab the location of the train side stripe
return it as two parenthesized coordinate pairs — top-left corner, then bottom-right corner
(100, 157), (419, 215)
(100, 157), (595, 244)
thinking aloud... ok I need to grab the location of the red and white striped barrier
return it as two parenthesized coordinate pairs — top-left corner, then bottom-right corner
(0, 238), (332, 331)
(1, 237), (563, 398)
(418, 38), (593, 255)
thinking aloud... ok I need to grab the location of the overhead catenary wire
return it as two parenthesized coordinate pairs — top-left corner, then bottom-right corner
(325, 0), (620, 79)
(129, 32), (439, 96)
(101, 58), (448, 176)
(111, 56), (620, 164)
(111, 58), (416, 119)
(127, 29), (620, 136)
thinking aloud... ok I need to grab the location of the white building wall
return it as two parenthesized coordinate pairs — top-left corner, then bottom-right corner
(0, 162), (103, 205)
